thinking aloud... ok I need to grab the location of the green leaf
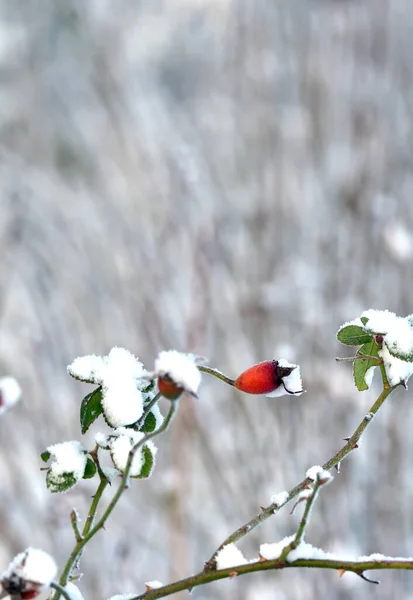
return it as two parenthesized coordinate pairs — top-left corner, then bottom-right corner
(140, 411), (156, 433)
(80, 387), (103, 434)
(353, 341), (379, 391)
(46, 470), (78, 494)
(337, 325), (373, 346)
(141, 380), (155, 394)
(360, 316), (369, 326)
(41, 450), (51, 463)
(83, 458), (97, 479)
(133, 444), (155, 479)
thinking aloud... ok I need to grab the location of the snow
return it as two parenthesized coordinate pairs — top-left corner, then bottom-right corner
(106, 595), (137, 600)
(266, 360), (303, 398)
(108, 428), (157, 477)
(305, 466), (332, 483)
(47, 441), (87, 482)
(67, 354), (107, 383)
(0, 376), (22, 416)
(270, 491), (289, 506)
(259, 536), (295, 560)
(1, 548), (57, 591)
(154, 350), (202, 396)
(101, 466), (121, 482)
(101, 348), (145, 427)
(64, 582), (86, 600)
(362, 309), (413, 360)
(364, 365), (376, 388)
(145, 580), (164, 590)
(379, 343), (413, 387)
(68, 347), (147, 427)
(95, 432), (110, 448)
(298, 489), (312, 501)
(215, 544), (248, 569)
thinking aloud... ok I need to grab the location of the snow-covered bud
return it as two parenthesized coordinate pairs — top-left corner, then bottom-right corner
(0, 548), (57, 599)
(153, 351), (202, 400)
(0, 376), (22, 417)
(234, 359), (303, 397)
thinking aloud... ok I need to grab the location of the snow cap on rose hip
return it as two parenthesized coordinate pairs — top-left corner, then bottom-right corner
(152, 351), (202, 400)
(0, 548), (57, 599)
(234, 359), (303, 397)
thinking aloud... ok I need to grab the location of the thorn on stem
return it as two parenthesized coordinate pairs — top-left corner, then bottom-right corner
(357, 571), (380, 585)
(228, 571), (239, 579)
(334, 462), (341, 473)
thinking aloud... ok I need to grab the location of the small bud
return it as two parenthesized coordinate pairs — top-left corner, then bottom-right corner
(234, 360), (303, 397)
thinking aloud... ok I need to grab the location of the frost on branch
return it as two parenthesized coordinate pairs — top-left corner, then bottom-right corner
(306, 465), (332, 484)
(337, 309), (413, 389)
(0, 376), (22, 417)
(259, 536), (295, 560)
(270, 490), (289, 506)
(68, 347), (147, 427)
(42, 441), (88, 493)
(0, 547), (57, 599)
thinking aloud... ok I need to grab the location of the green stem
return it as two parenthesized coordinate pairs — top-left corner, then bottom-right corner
(53, 400), (178, 600)
(204, 378), (396, 570)
(291, 480), (321, 549)
(50, 582), (72, 600)
(198, 365), (236, 387)
(131, 556), (413, 599)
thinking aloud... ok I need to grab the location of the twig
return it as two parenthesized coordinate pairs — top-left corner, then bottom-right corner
(131, 557), (413, 599)
(52, 400), (179, 600)
(50, 582), (72, 600)
(198, 365), (236, 387)
(204, 361), (395, 571)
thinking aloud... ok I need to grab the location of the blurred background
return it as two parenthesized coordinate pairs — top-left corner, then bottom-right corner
(1, 0), (413, 598)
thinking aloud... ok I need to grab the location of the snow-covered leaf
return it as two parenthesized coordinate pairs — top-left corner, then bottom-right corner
(80, 387), (103, 434)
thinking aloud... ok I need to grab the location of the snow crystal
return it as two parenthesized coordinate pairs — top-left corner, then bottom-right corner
(259, 536), (295, 560)
(0, 376), (22, 416)
(215, 544), (248, 569)
(286, 542), (329, 562)
(154, 350), (202, 396)
(1, 548), (57, 591)
(64, 582), (86, 600)
(379, 343), (413, 387)
(47, 441), (87, 481)
(270, 491), (289, 506)
(266, 360), (303, 398)
(108, 428), (157, 477)
(145, 580), (164, 590)
(305, 466), (330, 482)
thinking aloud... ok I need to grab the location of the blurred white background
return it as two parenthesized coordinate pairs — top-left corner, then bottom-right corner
(1, 1), (413, 599)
